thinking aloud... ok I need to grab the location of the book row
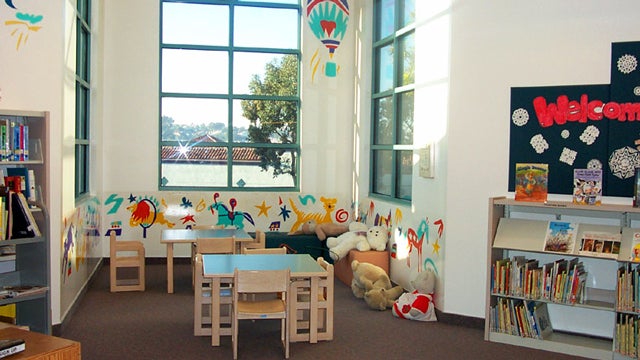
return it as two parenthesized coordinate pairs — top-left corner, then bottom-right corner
(616, 263), (640, 313)
(616, 313), (640, 358)
(489, 298), (552, 339)
(0, 118), (29, 162)
(491, 256), (587, 305)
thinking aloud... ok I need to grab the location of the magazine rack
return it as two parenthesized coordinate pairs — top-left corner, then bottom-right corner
(486, 196), (640, 359)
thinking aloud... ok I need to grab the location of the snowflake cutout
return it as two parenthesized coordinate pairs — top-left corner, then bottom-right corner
(609, 146), (640, 179)
(618, 54), (638, 74)
(530, 134), (548, 154)
(634, 86), (640, 96)
(579, 125), (600, 145)
(587, 159), (602, 170)
(561, 130), (570, 139)
(560, 147), (577, 165)
(512, 108), (529, 126)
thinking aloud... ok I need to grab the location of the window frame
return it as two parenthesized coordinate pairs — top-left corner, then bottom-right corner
(370, 0), (415, 203)
(75, 0), (91, 199)
(159, 0), (302, 192)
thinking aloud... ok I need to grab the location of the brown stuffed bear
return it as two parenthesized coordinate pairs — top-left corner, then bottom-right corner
(290, 219), (349, 241)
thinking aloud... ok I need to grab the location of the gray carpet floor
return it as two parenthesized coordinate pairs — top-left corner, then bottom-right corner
(59, 262), (586, 359)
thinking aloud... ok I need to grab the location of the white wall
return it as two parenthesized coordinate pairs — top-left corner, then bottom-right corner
(0, 0), (65, 326)
(446, 0), (640, 317)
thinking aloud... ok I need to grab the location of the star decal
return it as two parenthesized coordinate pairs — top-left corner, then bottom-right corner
(279, 205), (291, 222)
(180, 214), (195, 224)
(432, 238), (441, 255)
(128, 193), (136, 203)
(255, 201), (272, 217)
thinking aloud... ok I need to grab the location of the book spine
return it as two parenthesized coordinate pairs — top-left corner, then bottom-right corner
(22, 125), (28, 161)
(27, 169), (36, 202)
(12, 124), (20, 162)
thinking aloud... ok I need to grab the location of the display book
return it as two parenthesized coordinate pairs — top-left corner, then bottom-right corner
(0, 338), (24, 358)
(486, 197), (640, 360)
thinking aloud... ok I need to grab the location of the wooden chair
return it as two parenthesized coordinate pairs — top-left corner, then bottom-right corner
(232, 268), (291, 359)
(289, 256), (334, 343)
(242, 230), (266, 252)
(191, 232), (234, 287)
(242, 246), (287, 255)
(193, 236), (235, 336)
(190, 225), (224, 267)
(109, 230), (145, 292)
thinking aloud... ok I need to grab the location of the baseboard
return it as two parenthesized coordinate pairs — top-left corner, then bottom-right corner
(102, 257), (192, 265)
(435, 309), (485, 329)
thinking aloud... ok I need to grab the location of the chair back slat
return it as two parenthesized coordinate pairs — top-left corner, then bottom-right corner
(196, 237), (235, 254)
(243, 247), (287, 255)
(235, 269), (290, 294)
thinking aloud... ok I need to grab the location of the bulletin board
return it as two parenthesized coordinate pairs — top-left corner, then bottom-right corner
(508, 41), (640, 197)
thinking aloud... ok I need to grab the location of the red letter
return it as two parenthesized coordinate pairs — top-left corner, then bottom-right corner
(587, 100), (603, 120)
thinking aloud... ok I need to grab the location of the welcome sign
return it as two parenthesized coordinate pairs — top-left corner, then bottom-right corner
(509, 41), (640, 197)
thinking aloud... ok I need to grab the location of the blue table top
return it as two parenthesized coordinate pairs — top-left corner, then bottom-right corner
(161, 228), (253, 242)
(202, 254), (325, 277)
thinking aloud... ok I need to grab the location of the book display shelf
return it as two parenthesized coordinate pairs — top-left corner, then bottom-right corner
(486, 196), (640, 360)
(0, 110), (50, 335)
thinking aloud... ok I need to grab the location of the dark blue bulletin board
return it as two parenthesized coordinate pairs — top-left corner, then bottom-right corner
(509, 41), (640, 197)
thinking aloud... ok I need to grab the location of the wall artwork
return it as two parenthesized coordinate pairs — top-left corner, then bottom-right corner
(3, 0), (44, 50)
(306, 0), (349, 81)
(509, 41), (640, 197)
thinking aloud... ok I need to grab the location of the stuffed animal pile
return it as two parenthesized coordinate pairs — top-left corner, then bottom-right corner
(351, 260), (404, 311)
(326, 223), (388, 261)
(392, 268), (437, 321)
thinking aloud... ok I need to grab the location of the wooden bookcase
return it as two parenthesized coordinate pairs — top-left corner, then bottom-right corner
(486, 196), (640, 360)
(0, 110), (50, 334)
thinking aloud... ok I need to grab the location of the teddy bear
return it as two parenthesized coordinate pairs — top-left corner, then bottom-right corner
(289, 219), (349, 241)
(326, 223), (388, 261)
(392, 268), (437, 321)
(351, 260), (404, 311)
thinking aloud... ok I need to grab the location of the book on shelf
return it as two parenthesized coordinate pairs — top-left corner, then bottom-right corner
(514, 163), (548, 202)
(26, 169), (35, 203)
(2, 285), (47, 298)
(543, 221), (577, 253)
(5, 168), (29, 201)
(572, 168), (602, 205)
(578, 231), (621, 259)
(531, 302), (553, 339)
(635, 168), (640, 208)
(0, 338), (24, 358)
(7, 191), (40, 239)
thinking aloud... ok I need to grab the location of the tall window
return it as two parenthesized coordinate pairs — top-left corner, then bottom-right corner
(75, 0), (91, 198)
(160, 0), (301, 191)
(371, 0), (415, 201)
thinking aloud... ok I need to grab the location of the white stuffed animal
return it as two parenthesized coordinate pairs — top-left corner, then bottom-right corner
(392, 269), (437, 321)
(326, 223), (388, 261)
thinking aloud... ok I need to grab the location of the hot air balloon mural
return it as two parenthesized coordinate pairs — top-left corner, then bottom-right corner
(306, 0), (349, 80)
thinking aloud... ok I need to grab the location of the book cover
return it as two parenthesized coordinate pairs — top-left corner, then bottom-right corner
(6, 168), (29, 200)
(578, 231), (621, 259)
(514, 163), (548, 202)
(573, 168), (602, 205)
(12, 192), (40, 237)
(635, 168), (640, 207)
(0, 338), (25, 358)
(532, 302), (553, 339)
(543, 221), (578, 253)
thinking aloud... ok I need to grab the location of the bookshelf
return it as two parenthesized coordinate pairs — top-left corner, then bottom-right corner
(486, 196), (640, 360)
(0, 110), (50, 335)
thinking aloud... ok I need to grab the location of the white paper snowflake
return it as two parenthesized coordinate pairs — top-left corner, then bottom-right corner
(561, 130), (570, 139)
(579, 125), (600, 145)
(587, 159), (602, 169)
(560, 147), (577, 165)
(530, 134), (549, 154)
(634, 86), (640, 96)
(512, 108), (529, 126)
(618, 54), (638, 74)
(609, 146), (640, 179)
